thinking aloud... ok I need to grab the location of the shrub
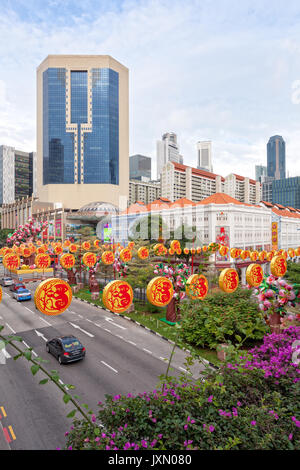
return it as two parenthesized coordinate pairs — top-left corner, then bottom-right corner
(179, 288), (269, 349)
(63, 328), (300, 450)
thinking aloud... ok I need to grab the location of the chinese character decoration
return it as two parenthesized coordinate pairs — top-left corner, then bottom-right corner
(246, 264), (264, 287)
(185, 274), (209, 300)
(102, 251), (115, 265)
(3, 253), (20, 270)
(34, 278), (72, 316)
(35, 253), (51, 269)
(119, 248), (132, 263)
(137, 246), (149, 260)
(69, 243), (78, 253)
(81, 241), (91, 251)
(22, 247), (31, 258)
(54, 245), (63, 255)
(102, 280), (133, 313)
(82, 252), (97, 268)
(147, 277), (174, 307)
(219, 268), (239, 293)
(60, 253), (75, 270)
(270, 255), (287, 277)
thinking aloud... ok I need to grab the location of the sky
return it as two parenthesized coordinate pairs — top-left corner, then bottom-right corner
(1, 0), (300, 179)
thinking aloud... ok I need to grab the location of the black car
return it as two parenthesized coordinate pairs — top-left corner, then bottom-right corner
(46, 336), (86, 364)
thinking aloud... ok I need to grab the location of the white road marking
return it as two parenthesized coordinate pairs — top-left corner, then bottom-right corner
(34, 330), (48, 342)
(24, 306), (34, 313)
(160, 356), (167, 361)
(68, 322), (94, 338)
(127, 340), (136, 346)
(143, 348), (153, 354)
(101, 361), (118, 373)
(38, 317), (52, 326)
(105, 317), (126, 330)
(104, 328), (111, 333)
(5, 323), (16, 334)
(1, 349), (11, 359)
(116, 334), (123, 339)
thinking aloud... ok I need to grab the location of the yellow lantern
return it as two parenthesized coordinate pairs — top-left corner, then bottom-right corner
(185, 274), (208, 300)
(102, 280), (133, 313)
(246, 264), (264, 287)
(34, 278), (72, 316)
(219, 268), (239, 293)
(146, 277), (174, 307)
(270, 255), (287, 277)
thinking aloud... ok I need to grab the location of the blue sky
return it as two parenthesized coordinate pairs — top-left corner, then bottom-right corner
(1, 0), (300, 179)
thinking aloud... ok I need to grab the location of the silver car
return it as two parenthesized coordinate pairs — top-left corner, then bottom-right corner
(0, 277), (14, 287)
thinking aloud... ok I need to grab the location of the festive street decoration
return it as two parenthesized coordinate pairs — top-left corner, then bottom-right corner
(37, 246), (46, 254)
(60, 253), (75, 270)
(81, 241), (91, 251)
(219, 268), (239, 293)
(102, 280), (133, 313)
(240, 250), (249, 260)
(34, 278), (72, 316)
(259, 251), (266, 261)
(250, 251), (259, 261)
(101, 251), (115, 265)
(82, 252), (97, 268)
(22, 247), (31, 258)
(69, 243), (78, 253)
(219, 245), (229, 257)
(185, 274), (209, 300)
(94, 240), (100, 249)
(137, 246), (149, 260)
(35, 253), (51, 269)
(246, 263), (264, 287)
(146, 277), (174, 307)
(119, 248), (132, 263)
(170, 240), (181, 251)
(270, 255), (287, 277)
(54, 245), (63, 255)
(3, 253), (20, 270)
(288, 248), (295, 258)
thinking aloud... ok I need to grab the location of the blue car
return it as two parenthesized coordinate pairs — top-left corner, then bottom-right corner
(13, 288), (32, 302)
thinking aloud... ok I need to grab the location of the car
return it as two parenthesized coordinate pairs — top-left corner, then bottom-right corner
(10, 282), (26, 292)
(13, 288), (32, 301)
(0, 277), (14, 287)
(46, 336), (86, 364)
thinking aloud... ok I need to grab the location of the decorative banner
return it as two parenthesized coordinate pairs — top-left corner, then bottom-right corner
(35, 253), (51, 269)
(34, 278), (72, 316)
(81, 241), (91, 251)
(246, 264), (264, 287)
(3, 253), (20, 270)
(219, 268), (239, 293)
(259, 251), (266, 261)
(185, 274), (209, 300)
(60, 253), (75, 269)
(102, 280), (133, 314)
(82, 252), (97, 267)
(288, 248), (295, 258)
(270, 255), (287, 277)
(271, 222), (278, 250)
(137, 246), (149, 260)
(170, 240), (181, 251)
(101, 251), (115, 265)
(120, 248), (132, 263)
(146, 277), (174, 307)
(54, 245), (63, 255)
(250, 251), (259, 261)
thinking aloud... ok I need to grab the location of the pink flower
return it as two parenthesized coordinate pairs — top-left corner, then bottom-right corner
(251, 421), (256, 426)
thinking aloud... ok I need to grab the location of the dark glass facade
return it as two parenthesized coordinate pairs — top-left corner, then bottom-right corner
(15, 151), (34, 199)
(267, 135), (286, 180)
(272, 177), (300, 209)
(130, 154), (151, 180)
(43, 67), (119, 185)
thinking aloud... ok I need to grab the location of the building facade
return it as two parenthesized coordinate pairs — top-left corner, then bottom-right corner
(129, 154), (151, 180)
(37, 55), (129, 209)
(197, 141), (213, 173)
(156, 132), (183, 179)
(129, 179), (161, 205)
(224, 173), (261, 205)
(267, 135), (286, 180)
(272, 176), (300, 210)
(0, 145), (36, 205)
(255, 164), (267, 182)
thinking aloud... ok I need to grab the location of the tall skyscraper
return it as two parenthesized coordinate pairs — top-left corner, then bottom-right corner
(255, 164), (267, 182)
(267, 135), (286, 180)
(197, 141), (213, 172)
(156, 132), (183, 179)
(0, 145), (36, 205)
(272, 177), (300, 209)
(130, 154), (151, 180)
(37, 55), (129, 209)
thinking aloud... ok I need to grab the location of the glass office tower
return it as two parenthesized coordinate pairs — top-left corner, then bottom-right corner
(272, 177), (300, 209)
(267, 135), (286, 180)
(37, 56), (129, 210)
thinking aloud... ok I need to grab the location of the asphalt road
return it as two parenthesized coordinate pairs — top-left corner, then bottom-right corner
(0, 275), (206, 450)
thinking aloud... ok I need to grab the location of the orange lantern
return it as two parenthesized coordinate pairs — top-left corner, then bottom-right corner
(168, 248), (175, 255)
(82, 252), (97, 268)
(196, 247), (202, 254)
(81, 241), (91, 251)
(128, 241), (135, 250)
(288, 248), (295, 258)
(270, 255), (287, 277)
(250, 251), (259, 262)
(37, 246), (46, 254)
(246, 264), (264, 287)
(191, 248), (196, 255)
(170, 240), (181, 251)
(34, 278), (72, 316)
(137, 246), (149, 260)
(22, 247), (31, 258)
(101, 251), (115, 265)
(35, 253), (51, 269)
(3, 253), (20, 270)
(185, 274), (209, 300)
(54, 245), (63, 255)
(60, 253), (75, 269)
(259, 251), (267, 261)
(240, 250), (249, 260)
(146, 277), (174, 307)
(202, 246), (207, 252)
(63, 240), (71, 248)
(219, 268), (239, 293)
(102, 280), (133, 313)
(120, 248), (132, 263)
(94, 239), (100, 249)
(183, 248), (189, 255)
(176, 249), (182, 255)
(69, 244), (78, 253)
(219, 245), (229, 257)
(266, 252), (273, 261)
(295, 247), (300, 256)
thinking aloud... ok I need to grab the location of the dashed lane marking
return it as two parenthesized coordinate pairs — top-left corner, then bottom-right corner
(100, 361), (118, 374)
(0, 407), (7, 418)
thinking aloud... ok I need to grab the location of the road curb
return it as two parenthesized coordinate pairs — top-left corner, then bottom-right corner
(74, 296), (218, 370)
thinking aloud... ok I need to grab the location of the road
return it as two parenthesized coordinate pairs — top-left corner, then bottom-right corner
(0, 275), (206, 450)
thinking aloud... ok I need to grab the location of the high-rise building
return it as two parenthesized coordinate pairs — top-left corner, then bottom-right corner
(129, 179), (161, 205)
(272, 176), (300, 209)
(0, 145), (36, 205)
(129, 154), (151, 181)
(37, 55), (129, 209)
(255, 165), (267, 182)
(197, 141), (213, 173)
(267, 135), (286, 180)
(262, 176), (275, 203)
(156, 132), (183, 179)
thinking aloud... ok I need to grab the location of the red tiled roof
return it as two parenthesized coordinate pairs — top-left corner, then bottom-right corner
(196, 192), (260, 208)
(272, 207), (300, 219)
(172, 162), (225, 181)
(261, 200), (273, 207)
(170, 198), (195, 208)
